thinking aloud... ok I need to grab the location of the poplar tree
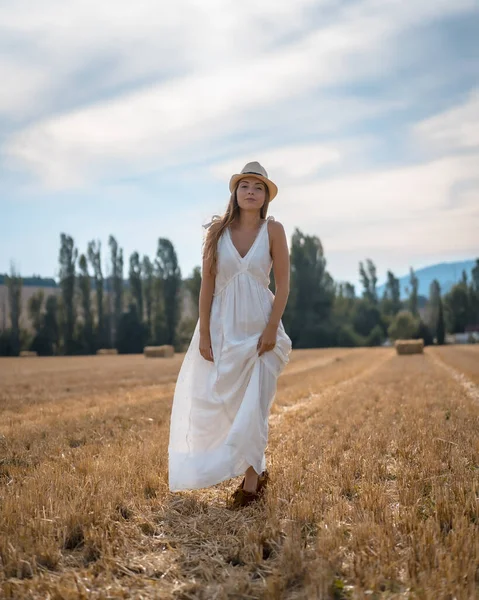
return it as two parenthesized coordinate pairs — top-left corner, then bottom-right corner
(5, 266), (22, 355)
(409, 267), (419, 316)
(129, 252), (143, 319)
(59, 234), (77, 354)
(142, 256), (154, 343)
(155, 238), (182, 347)
(78, 254), (94, 352)
(108, 235), (124, 347)
(87, 240), (106, 347)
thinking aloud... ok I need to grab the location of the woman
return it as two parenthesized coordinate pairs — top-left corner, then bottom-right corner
(168, 161), (292, 509)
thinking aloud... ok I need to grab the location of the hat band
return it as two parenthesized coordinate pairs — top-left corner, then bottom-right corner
(242, 171), (266, 177)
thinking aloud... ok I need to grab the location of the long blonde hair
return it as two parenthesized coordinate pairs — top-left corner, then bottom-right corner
(203, 183), (270, 276)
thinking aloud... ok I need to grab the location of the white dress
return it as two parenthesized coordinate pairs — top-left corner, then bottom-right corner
(168, 215), (292, 492)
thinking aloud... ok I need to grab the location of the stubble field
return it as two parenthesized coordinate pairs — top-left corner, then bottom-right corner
(0, 345), (478, 599)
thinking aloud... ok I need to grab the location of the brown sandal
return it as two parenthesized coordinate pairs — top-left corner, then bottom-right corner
(228, 470), (270, 510)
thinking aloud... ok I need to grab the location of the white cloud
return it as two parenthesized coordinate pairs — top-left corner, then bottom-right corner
(210, 143), (342, 182)
(266, 152), (479, 284)
(276, 153), (479, 224)
(414, 88), (479, 154)
(0, 58), (51, 117)
(3, 0), (477, 188)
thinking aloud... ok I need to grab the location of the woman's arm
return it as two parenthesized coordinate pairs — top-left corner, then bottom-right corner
(267, 220), (290, 327)
(198, 232), (217, 362)
(258, 220), (290, 356)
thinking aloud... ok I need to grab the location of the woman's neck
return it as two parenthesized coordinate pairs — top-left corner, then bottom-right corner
(235, 211), (263, 230)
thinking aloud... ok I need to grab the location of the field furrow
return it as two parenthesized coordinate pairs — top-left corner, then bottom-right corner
(1, 347), (477, 599)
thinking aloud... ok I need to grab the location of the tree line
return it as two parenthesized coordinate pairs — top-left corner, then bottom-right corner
(1, 229), (478, 356)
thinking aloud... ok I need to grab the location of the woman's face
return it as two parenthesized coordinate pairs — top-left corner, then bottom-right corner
(236, 177), (266, 212)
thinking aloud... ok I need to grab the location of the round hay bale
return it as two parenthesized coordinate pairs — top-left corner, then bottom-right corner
(96, 348), (119, 356)
(394, 339), (424, 355)
(19, 351), (38, 358)
(144, 345), (175, 358)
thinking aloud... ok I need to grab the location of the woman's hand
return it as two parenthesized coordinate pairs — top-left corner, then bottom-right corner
(199, 332), (214, 362)
(257, 323), (278, 356)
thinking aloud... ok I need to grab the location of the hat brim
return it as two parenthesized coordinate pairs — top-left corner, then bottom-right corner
(229, 173), (278, 201)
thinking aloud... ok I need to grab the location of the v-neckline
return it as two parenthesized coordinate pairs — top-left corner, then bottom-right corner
(227, 219), (267, 262)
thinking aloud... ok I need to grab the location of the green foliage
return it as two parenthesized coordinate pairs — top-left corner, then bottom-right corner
(381, 270), (401, 315)
(59, 233), (78, 354)
(129, 252), (143, 320)
(359, 259), (378, 305)
(155, 238), (182, 347)
(367, 324), (384, 346)
(287, 229), (335, 348)
(5, 266), (22, 355)
(176, 317), (198, 351)
(88, 240), (107, 348)
(109, 235), (124, 346)
(388, 310), (419, 341)
(142, 256), (154, 343)
(185, 266), (202, 320)
(116, 304), (148, 354)
(351, 299), (382, 338)
(414, 320), (433, 346)
(78, 254), (95, 353)
(337, 324), (366, 347)
(2, 226), (478, 357)
(408, 267), (419, 316)
(443, 282), (470, 333)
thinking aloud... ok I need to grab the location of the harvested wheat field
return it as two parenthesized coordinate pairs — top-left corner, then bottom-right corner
(1, 346), (478, 599)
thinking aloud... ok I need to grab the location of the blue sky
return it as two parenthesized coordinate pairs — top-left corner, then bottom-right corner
(1, 0), (478, 290)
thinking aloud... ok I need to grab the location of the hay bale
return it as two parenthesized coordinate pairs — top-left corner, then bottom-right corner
(96, 348), (118, 356)
(19, 351), (37, 358)
(395, 339), (424, 355)
(144, 345), (174, 358)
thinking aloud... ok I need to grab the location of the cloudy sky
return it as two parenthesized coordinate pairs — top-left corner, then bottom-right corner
(1, 0), (478, 289)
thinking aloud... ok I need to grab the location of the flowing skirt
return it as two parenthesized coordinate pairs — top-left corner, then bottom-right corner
(168, 314), (290, 491)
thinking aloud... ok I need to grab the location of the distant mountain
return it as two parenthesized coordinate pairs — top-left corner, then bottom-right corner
(377, 259), (477, 299)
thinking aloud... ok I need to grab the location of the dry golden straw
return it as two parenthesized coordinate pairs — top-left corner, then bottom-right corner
(0, 346), (478, 598)
(96, 349), (119, 355)
(19, 350), (37, 358)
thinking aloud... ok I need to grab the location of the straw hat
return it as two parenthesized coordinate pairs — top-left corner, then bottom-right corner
(229, 161), (278, 200)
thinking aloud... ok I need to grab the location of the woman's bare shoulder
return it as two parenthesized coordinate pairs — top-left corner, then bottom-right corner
(267, 218), (286, 236)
